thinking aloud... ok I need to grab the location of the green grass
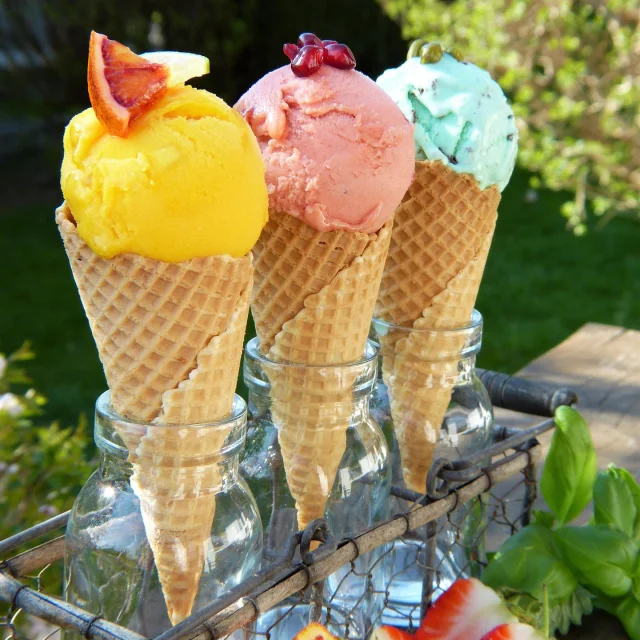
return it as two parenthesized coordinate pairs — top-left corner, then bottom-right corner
(478, 169), (640, 373)
(1, 167), (639, 425)
(0, 201), (107, 425)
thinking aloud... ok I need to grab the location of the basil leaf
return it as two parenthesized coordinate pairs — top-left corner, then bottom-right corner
(616, 594), (640, 640)
(483, 524), (577, 603)
(532, 509), (555, 529)
(633, 576), (640, 603)
(541, 406), (597, 525)
(593, 591), (619, 616)
(594, 467), (637, 537)
(555, 525), (638, 597)
(614, 466), (640, 541)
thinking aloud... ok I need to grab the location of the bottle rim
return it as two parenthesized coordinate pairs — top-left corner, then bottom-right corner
(370, 310), (483, 361)
(96, 391), (247, 427)
(243, 338), (379, 396)
(244, 337), (378, 370)
(94, 392), (248, 460)
(371, 309), (483, 336)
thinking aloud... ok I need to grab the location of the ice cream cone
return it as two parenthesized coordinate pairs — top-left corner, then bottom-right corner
(375, 160), (500, 493)
(252, 211), (392, 529)
(237, 50), (414, 531)
(56, 203), (252, 623)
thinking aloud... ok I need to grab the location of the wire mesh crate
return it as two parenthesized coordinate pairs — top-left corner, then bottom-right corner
(0, 370), (576, 640)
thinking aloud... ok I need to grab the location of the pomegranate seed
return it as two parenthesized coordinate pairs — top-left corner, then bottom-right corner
(297, 33), (323, 47)
(291, 45), (324, 77)
(323, 43), (356, 70)
(321, 39), (338, 47)
(283, 43), (299, 61)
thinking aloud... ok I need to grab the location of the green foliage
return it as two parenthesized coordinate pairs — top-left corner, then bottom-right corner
(595, 592), (640, 640)
(380, 0), (640, 229)
(532, 509), (556, 530)
(613, 466), (640, 541)
(483, 406), (640, 636)
(615, 594), (640, 640)
(593, 466), (638, 539)
(0, 343), (93, 540)
(554, 525), (637, 598)
(540, 406), (597, 526)
(483, 524), (577, 603)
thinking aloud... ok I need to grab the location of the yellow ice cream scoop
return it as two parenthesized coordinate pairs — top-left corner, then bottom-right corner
(61, 83), (268, 262)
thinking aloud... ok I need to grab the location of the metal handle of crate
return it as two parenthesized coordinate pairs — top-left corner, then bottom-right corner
(476, 368), (578, 416)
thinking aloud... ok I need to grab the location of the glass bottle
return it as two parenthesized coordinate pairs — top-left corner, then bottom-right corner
(241, 338), (391, 639)
(369, 310), (494, 628)
(64, 393), (262, 638)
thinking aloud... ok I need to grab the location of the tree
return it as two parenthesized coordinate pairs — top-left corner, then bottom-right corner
(380, 0), (640, 232)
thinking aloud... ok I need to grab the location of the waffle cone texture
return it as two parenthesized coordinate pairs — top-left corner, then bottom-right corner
(252, 211), (392, 529)
(56, 203), (252, 624)
(375, 161), (500, 493)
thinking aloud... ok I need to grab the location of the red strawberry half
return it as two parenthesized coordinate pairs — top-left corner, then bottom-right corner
(480, 623), (547, 640)
(372, 626), (414, 639)
(416, 579), (515, 640)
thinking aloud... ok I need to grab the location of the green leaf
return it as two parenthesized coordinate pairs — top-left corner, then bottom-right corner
(633, 576), (640, 603)
(613, 466), (640, 541)
(483, 524), (577, 603)
(593, 590), (620, 616)
(541, 406), (597, 525)
(554, 525), (638, 597)
(616, 594), (640, 640)
(594, 467), (637, 537)
(533, 510), (556, 529)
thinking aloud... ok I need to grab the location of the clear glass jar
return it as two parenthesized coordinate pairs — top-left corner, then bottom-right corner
(241, 338), (391, 639)
(64, 392), (262, 638)
(369, 310), (494, 628)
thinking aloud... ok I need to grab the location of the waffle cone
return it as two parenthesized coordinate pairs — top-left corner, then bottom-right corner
(56, 203), (252, 624)
(375, 161), (500, 493)
(252, 212), (392, 529)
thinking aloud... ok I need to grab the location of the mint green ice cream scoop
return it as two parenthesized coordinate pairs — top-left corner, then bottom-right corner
(377, 53), (518, 192)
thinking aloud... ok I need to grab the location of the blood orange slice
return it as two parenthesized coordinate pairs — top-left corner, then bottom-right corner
(88, 31), (169, 137)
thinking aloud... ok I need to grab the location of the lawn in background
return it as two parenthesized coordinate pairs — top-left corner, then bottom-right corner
(1, 167), (639, 426)
(478, 169), (640, 373)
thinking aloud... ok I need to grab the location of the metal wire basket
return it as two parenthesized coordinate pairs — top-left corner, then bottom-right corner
(0, 371), (576, 640)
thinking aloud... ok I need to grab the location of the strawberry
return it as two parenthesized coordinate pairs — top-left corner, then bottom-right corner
(480, 623), (548, 639)
(372, 626), (414, 639)
(416, 579), (516, 640)
(293, 622), (339, 640)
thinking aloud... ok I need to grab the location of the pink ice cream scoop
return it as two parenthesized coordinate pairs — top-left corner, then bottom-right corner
(235, 62), (414, 234)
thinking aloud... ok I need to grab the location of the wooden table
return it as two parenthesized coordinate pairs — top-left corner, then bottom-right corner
(495, 322), (638, 639)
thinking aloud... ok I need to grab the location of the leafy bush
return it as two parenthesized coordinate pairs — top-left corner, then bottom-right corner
(0, 342), (93, 541)
(380, 0), (640, 231)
